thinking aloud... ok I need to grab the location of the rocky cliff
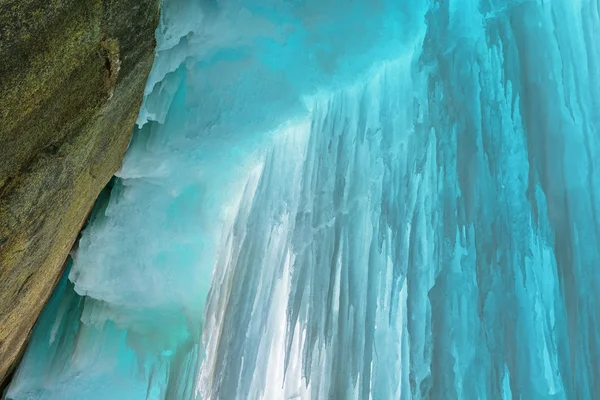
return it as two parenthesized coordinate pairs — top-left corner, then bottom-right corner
(0, 0), (160, 385)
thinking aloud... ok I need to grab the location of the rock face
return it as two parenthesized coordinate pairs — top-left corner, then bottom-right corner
(0, 0), (160, 385)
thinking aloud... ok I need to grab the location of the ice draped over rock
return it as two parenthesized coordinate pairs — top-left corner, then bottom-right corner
(7, 0), (600, 399)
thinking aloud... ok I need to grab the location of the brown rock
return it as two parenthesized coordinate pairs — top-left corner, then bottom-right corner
(0, 0), (160, 385)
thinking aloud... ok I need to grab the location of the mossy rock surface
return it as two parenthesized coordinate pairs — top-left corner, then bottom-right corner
(0, 0), (160, 385)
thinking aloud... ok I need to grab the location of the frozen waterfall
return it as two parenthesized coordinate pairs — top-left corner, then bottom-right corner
(6, 0), (600, 399)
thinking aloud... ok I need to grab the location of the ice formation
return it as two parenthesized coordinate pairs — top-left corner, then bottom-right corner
(6, 0), (600, 399)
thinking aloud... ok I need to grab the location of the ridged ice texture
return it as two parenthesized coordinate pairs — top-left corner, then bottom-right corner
(7, 0), (600, 399)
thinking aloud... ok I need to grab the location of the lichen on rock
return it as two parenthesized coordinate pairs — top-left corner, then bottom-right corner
(100, 37), (121, 98)
(0, 0), (161, 387)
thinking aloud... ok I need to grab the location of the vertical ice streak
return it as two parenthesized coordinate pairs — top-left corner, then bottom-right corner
(199, 1), (600, 398)
(200, 58), (422, 400)
(6, 0), (600, 399)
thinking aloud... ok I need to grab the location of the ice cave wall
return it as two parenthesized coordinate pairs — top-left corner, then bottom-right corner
(7, 0), (600, 399)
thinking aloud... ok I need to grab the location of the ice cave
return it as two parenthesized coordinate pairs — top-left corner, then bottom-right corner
(5, 0), (600, 398)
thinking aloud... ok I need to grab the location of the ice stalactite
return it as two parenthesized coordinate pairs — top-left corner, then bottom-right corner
(7, 0), (600, 399)
(200, 1), (600, 398)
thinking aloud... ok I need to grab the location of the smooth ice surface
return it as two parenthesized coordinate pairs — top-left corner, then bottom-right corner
(7, 0), (600, 399)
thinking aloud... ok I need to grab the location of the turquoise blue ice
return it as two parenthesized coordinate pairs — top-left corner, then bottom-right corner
(7, 0), (600, 398)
